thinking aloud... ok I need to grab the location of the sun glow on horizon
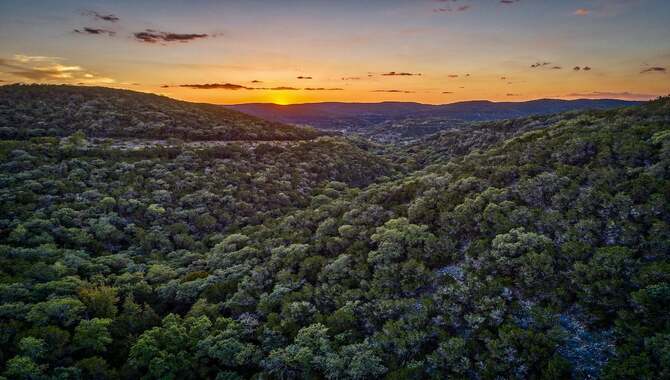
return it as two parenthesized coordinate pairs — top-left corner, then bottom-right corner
(271, 92), (294, 105)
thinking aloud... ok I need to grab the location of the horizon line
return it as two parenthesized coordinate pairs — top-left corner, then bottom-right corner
(0, 83), (663, 106)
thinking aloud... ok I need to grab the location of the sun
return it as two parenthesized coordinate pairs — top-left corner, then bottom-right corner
(271, 92), (293, 105)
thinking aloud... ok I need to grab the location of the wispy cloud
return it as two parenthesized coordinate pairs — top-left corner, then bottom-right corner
(12, 54), (61, 63)
(82, 10), (120, 22)
(74, 27), (115, 37)
(530, 62), (551, 68)
(0, 54), (114, 83)
(433, 5), (471, 13)
(296, 76), (312, 79)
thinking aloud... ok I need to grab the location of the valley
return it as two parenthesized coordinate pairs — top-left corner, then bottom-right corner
(0, 85), (668, 379)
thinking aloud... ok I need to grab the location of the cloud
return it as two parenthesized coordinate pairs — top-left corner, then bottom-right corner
(0, 55), (113, 83)
(266, 86), (300, 91)
(168, 83), (309, 91)
(74, 27), (115, 37)
(381, 71), (421, 76)
(433, 5), (471, 13)
(372, 89), (414, 93)
(640, 66), (666, 74)
(134, 29), (210, 44)
(442, 91), (454, 94)
(251, 80), (263, 83)
(448, 74), (459, 78)
(577, 0), (643, 17)
(552, 66), (562, 70)
(296, 76), (312, 79)
(573, 66), (581, 71)
(341, 77), (361, 80)
(12, 54), (61, 63)
(506, 93), (520, 96)
(177, 83), (252, 90)
(500, 0), (520, 4)
(303, 87), (343, 91)
(566, 91), (657, 100)
(82, 10), (120, 22)
(433, 1), (473, 13)
(530, 62), (551, 68)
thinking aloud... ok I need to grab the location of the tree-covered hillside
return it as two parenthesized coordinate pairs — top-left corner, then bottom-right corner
(0, 85), (323, 141)
(0, 93), (668, 379)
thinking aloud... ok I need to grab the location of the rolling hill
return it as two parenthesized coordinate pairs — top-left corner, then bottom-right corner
(0, 84), (323, 141)
(227, 99), (641, 135)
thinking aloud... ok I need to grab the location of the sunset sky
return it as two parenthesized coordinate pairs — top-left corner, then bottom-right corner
(1, 0), (669, 105)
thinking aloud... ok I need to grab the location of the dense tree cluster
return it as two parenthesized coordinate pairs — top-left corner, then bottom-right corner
(0, 85), (323, 141)
(0, 89), (668, 379)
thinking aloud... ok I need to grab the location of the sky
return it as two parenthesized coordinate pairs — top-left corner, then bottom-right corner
(0, 0), (669, 105)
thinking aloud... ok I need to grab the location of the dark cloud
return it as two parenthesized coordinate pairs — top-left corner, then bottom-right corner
(266, 86), (300, 90)
(82, 10), (119, 22)
(169, 83), (305, 91)
(506, 93), (520, 96)
(552, 66), (562, 70)
(442, 91), (454, 94)
(583, 66), (592, 71)
(341, 77), (361, 80)
(381, 71), (421, 76)
(251, 80), (263, 83)
(530, 62), (551, 68)
(448, 74), (459, 78)
(573, 66), (581, 71)
(500, 76), (507, 80)
(303, 87), (343, 91)
(178, 83), (253, 90)
(372, 89), (414, 93)
(74, 27), (115, 37)
(640, 66), (666, 74)
(500, 0), (520, 4)
(134, 29), (209, 44)
(296, 76), (312, 79)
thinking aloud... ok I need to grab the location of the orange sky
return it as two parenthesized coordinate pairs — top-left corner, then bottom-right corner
(0, 0), (668, 104)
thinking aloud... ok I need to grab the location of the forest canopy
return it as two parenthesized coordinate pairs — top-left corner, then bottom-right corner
(0, 86), (669, 379)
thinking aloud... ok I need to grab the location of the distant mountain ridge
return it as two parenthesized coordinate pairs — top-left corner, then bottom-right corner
(227, 99), (642, 133)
